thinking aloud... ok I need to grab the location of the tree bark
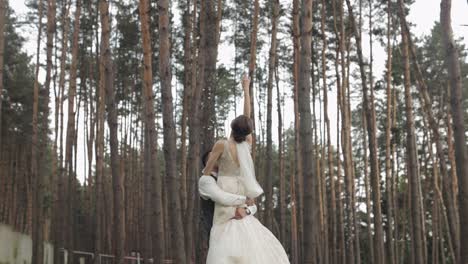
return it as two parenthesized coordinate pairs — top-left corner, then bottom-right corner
(265, 0), (279, 231)
(200, 0), (220, 155)
(440, 0), (468, 262)
(385, 2), (396, 263)
(158, 0), (187, 262)
(344, 1), (385, 263)
(99, 0), (125, 263)
(138, 0), (165, 261)
(63, 0), (81, 257)
(247, 0), (259, 160)
(31, 0), (46, 262)
(298, 0), (320, 262)
(398, 1), (427, 262)
(0, 0), (6, 152)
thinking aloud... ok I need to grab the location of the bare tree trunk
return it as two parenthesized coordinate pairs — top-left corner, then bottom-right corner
(292, 0), (303, 260)
(158, 0), (187, 262)
(298, 0), (320, 262)
(265, 0), (279, 231)
(180, 0), (192, 218)
(200, 0), (221, 155)
(31, 0), (46, 262)
(385, 2), (396, 263)
(319, 1), (332, 262)
(0, 0), (6, 152)
(94, 12), (105, 264)
(248, 0), (259, 160)
(138, 0), (165, 262)
(440, 1), (468, 262)
(398, 1), (427, 262)
(98, 0), (125, 262)
(344, 1), (385, 263)
(275, 64), (286, 247)
(63, 0), (81, 257)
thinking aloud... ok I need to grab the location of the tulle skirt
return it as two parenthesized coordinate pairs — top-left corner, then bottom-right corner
(206, 215), (290, 264)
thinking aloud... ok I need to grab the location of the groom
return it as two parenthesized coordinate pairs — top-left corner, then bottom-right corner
(198, 149), (256, 263)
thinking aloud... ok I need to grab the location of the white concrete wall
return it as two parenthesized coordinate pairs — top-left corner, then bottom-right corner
(0, 224), (54, 264)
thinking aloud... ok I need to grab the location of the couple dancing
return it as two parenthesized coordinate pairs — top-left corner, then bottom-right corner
(198, 74), (290, 264)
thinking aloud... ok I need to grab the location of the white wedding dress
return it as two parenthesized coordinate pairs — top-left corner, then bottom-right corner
(206, 140), (290, 264)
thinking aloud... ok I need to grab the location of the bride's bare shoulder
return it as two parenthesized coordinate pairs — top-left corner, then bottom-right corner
(212, 139), (227, 152)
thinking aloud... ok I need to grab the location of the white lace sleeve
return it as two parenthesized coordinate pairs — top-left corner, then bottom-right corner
(198, 175), (247, 206)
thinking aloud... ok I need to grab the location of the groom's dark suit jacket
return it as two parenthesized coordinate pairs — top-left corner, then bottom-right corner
(198, 174), (217, 264)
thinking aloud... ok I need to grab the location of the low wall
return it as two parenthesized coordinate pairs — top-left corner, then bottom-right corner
(0, 224), (53, 264)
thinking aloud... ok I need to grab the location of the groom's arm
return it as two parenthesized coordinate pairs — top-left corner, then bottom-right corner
(198, 175), (246, 206)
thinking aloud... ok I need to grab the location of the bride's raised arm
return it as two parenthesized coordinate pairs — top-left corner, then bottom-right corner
(242, 73), (251, 118)
(242, 73), (254, 146)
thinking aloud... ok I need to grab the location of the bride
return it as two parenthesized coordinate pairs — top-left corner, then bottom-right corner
(202, 74), (290, 264)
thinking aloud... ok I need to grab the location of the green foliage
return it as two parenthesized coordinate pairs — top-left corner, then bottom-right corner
(1, 7), (47, 140)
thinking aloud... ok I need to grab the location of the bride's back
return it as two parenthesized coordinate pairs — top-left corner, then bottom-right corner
(217, 140), (241, 177)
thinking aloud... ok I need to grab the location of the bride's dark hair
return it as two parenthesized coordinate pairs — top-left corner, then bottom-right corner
(230, 115), (253, 143)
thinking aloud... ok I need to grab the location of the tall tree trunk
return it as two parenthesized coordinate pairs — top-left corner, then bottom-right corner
(440, 1), (468, 263)
(94, 11), (105, 264)
(265, 0), (279, 231)
(57, 0), (72, 252)
(344, 1), (385, 263)
(319, 1), (332, 262)
(98, 0), (125, 263)
(200, 0), (220, 155)
(275, 64), (286, 246)
(398, 1), (427, 262)
(292, 0), (303, 260)
(138, 0), (165, 262)
(298, 0), (319, 262)
(248, 0), (259, 160)
(158, 0), (187, 263)
(63, 0), (81, 257)
(0, 0), (5, 152)
(180, 0), (192, 218)
(31, 0), (47, 262)
(385, 2), (396, 263)
(338, 2), (356, 263)
(397, 3), (460, 261)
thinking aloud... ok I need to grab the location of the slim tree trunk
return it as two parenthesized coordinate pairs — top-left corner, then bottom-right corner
(344, 1), (385, 263)
(398, 1), (427, 262)
(138, 0), (165, 261)
(385, 2), (396, 263)
(98, 0), (125, 263)
(298, 0), (320, 262)
(31, 0), (46, 262)
(265, 0), (279, 231)
(319, 1), (331, 262)
(94, 14), (105, 264)
(292, 0), (303, 260)
(158, 0), (187, 262)
(200, 0), (221, 155)
(440, 1), (468, 262)
(397, 5), (460, 261)
(248, 0), (259, 160)
(63, 0), (81, 257)
(180, 0), (192, 217)
(275, 64), (286, 247)
(0, 0), (6, 152)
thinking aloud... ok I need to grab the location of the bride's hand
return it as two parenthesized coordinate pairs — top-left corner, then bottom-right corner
(242, 73), (250, 91)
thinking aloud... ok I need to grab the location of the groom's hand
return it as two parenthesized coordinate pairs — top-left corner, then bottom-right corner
(233, 207), (248, 220)
(246, 198), (255, 206)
